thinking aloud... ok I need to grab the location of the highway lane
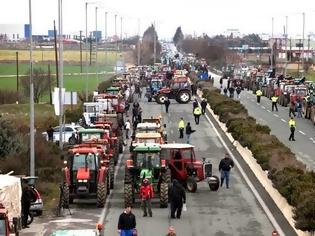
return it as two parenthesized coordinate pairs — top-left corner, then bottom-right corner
(102, 93), (275, 236)
(210, 72), (315, 170)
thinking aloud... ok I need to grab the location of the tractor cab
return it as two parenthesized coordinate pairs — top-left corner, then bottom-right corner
(77, 129), (107, 143)
(106, 86), (120, 95)
(145, 78), (164, 102)
(124, 144), (169, 208)
(136, 123), (161, 134)
(161, 143), (219, 192)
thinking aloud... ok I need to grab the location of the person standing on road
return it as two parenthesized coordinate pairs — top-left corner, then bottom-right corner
(169, 179), (186, 219)
(192, 98), (198, 111)
(219, 77), (223, 88)
(223, 87), (228, 96)
(271, 94), (279, 111)
(118, 206), (136, 236)
(164, 97), (170, 113)
(256, 88), (262, 103)
(236, 86), (242, 99)
(201, 98), (208, 115)
(219, 153), (234, 189)
(139, 178), (154, 217)
(193, 106), (202, 125)
(289, 101), (296, 117)
(47, 125), (54, 141)
(185, 122), (195, 144)
(178, 118), (185, 139)
(288, 117), (296, 141)
(124, 120), (131, 139)
(228, 86), (235, 99)
(296, 99), (303, 118)
(21, 183), (34, 228)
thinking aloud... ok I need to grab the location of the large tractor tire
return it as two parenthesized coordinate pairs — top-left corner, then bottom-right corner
(61, 184), (70, 208)
(124, 183), (133, 207)
(176, 91), (191, 104)
(186, 177), (197, 193)
(208, 175), (220, 191)
(97, 181), (107, 208)
(156, 94), (167, 104)
(159, 182), (168, 208)
(109, 158), (115, 189)
(161, 169), (171, 184)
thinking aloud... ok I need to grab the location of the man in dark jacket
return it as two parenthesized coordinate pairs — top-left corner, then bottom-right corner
(118, 205), (136, 236)
(192, 98), (198, 111)
(185, 122), (195, 144)
(219, 153), (234, 188)
(21, 183), (35, 228)
(200, 99), (207, 115)
(169, 179), (186, 219)
(164, 98), (170, 113)
(47, 125), (54, 141)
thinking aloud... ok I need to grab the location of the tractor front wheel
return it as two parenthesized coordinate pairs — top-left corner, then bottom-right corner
(208, 175), (220, 191)
(109, 158), (115, 189)
(186, 177), (197, 193)
(97, 182), (107, 208)
(159, 182), (168, 208)
(124, 183), (133, 208)
(156, 94), (167, 104)
(176, 91), (191, 104)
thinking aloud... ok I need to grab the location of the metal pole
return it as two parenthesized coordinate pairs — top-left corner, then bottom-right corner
(48, 64), (52, 105)
(271, 17), (274, 70)
(137, 18), (141, 65)
(80, 30), (82, 73)
(58, 0), (64, 150)
(53, 20), (59, 87)
(105, 12), (108, 68)
(16, 51), (19, 104)
(95, 7), (99, 87)
(153, 21), (156, 64)
(29, 0), (35, 176)
(301, 12), (305, 77)
(284, 16), (288, 76)
(115, 14), (117, 74)
(85, 2), (89, 101)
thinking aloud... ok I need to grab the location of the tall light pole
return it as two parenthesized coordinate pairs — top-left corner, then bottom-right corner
(115, 14), (117, 73)
(284, 16), (288, 76)
(85, 2), (89, 101)
(301, 12), (305, 77)
(105, 11), (108, 69)
(58, 0), (64, 150)
(137, 18), (141, 66)
(29, 0), (35, 176)
(271, 17), (274, 70)
(153, 21), (156, 64)
(95, 6), (99, 88)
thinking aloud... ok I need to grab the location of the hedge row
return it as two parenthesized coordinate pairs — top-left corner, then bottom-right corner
(202, 87), (315, 232)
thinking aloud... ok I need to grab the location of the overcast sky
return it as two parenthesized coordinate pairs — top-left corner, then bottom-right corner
(0, 0), (315, 39)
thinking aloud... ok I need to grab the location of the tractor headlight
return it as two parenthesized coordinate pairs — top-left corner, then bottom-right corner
(78, 179), (88, 183)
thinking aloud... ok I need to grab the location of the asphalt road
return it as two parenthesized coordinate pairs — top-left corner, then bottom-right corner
(21, 91), (296, 236)
(211, 72), (315, 170)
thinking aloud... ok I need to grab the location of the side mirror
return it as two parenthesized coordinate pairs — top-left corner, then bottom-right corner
(202, 157), (206, 162)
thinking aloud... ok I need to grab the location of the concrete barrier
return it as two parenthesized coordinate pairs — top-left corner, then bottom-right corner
(199, 90), (310, 236)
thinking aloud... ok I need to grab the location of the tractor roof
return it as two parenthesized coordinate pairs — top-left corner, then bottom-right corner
(106, 86), (120, 91)
(78, 128), (105, 134)
(161, 143), (194, 149)
(135, 132), (161, 138)
(133, 144), (161, 152)
(136, 122), (160, 129)
(51, 230), (98, 236)
(69, 146), (101, 155)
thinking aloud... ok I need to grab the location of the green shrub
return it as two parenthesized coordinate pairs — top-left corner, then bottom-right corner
(64, 105), (83, 123)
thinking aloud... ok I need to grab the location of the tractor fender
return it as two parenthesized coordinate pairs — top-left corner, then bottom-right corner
(97, 167), (108, 183)
(63, 167), (71, 185)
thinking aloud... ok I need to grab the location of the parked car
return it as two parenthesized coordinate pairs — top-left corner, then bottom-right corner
(42, 124), (82, 144)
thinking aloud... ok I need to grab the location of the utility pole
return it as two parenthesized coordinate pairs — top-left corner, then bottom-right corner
(271, 17), (274, 70)
(79, 30), (82, 73)
(284, 16), (288, 76)
(53, 20), (59, 87)
(85, 2), (89, 101)
(105, 12), (108, 68)
(307, 34), (310, 62)
(301, 12), (305, 77)
(16, 51), (19, 104)
(95, 7), (99, 87)
(48, 64), (52, 105)
(115, 14), (117, 73)
(153, 21), (156, 64)
(29, 0), (35, 176)
(58, 0), (64, 150)
(137, 18), (141, 66)
(90, 32), (92, 66)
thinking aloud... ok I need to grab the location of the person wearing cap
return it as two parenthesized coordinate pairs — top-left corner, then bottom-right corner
(166, 226), (176, 236)
(218, 153), (234, 189)
(139, 178), (154, 217)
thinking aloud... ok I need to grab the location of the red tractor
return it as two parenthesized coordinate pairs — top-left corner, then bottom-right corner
(61, 145), (109, 208)
(160, 143), (219, 192)
(154, 77), (192, 104)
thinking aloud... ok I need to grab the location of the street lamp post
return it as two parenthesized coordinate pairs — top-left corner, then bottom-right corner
(95, 6), (99, 88)
(115, 14), (117, 74)
(284, 16), (288, 76)
(301, 12), (305, 77)
(85, 2), (89, 101)
(153, 21), (156, 64)
(58, 0), (64, 150)
(137, 18), (141, 66)
(29, 0), (35, 176)
(271, 17), (274, 70)
(105, 12), (108, 68)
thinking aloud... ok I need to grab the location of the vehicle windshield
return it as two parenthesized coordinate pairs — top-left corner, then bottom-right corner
(181, 149), (193, 159)
(136, 138), (157, 143)
(135, 152), (160, 168)
(0, 219), (6, 236)
(81, 132), (102, 141)
(84, 105), (97, 113)
(72, 154), (96, 170)
(295, 89), (307, 95)
(151, 81), (162, 88)
(136, 129), (158, 133)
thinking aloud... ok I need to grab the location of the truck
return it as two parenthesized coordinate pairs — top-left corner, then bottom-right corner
(0, 174), (22, 236)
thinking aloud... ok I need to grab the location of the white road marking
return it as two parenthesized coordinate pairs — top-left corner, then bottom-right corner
(200, 100), (284, 235)
(281, 119), (286, 123)
(261, 106), (266, 109)
(298, 131), (306, 135)
(267, 110), (271, 113)
(273, 114), (279, 117)
(50, 219), (93, 223)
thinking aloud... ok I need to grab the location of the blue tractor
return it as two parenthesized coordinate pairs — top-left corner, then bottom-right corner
(145, 78), (164, 102)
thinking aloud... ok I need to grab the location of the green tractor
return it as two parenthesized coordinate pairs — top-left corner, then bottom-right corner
(124, 144), (170, 208)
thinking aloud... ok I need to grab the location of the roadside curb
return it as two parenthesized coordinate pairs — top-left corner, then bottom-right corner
(197, 90), (309, 236)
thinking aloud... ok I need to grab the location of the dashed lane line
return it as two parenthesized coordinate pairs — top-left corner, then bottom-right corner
(267, 110), (271, 113)
(273, 114), (279, 117)
(261, 106), (266, 109)
(299, 131), (306, 135)
(281, 119), (286, 123)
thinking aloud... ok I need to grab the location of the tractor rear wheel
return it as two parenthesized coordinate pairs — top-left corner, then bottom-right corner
(161, 169), (171, 184)
(124, 183), (133, 207)
(61, 184), (70, 208)
(156, 94), (167, 104)
(159, 182), (168, 208)
(97, 181), (107, 207)
(109, 158), (115, 189)
(176, 91), (191, 104)
(186, 177), (197, 193)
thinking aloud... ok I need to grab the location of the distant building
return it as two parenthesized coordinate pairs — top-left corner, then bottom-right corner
(0, 24), (25, 40)
(223, 29), (241, 38)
